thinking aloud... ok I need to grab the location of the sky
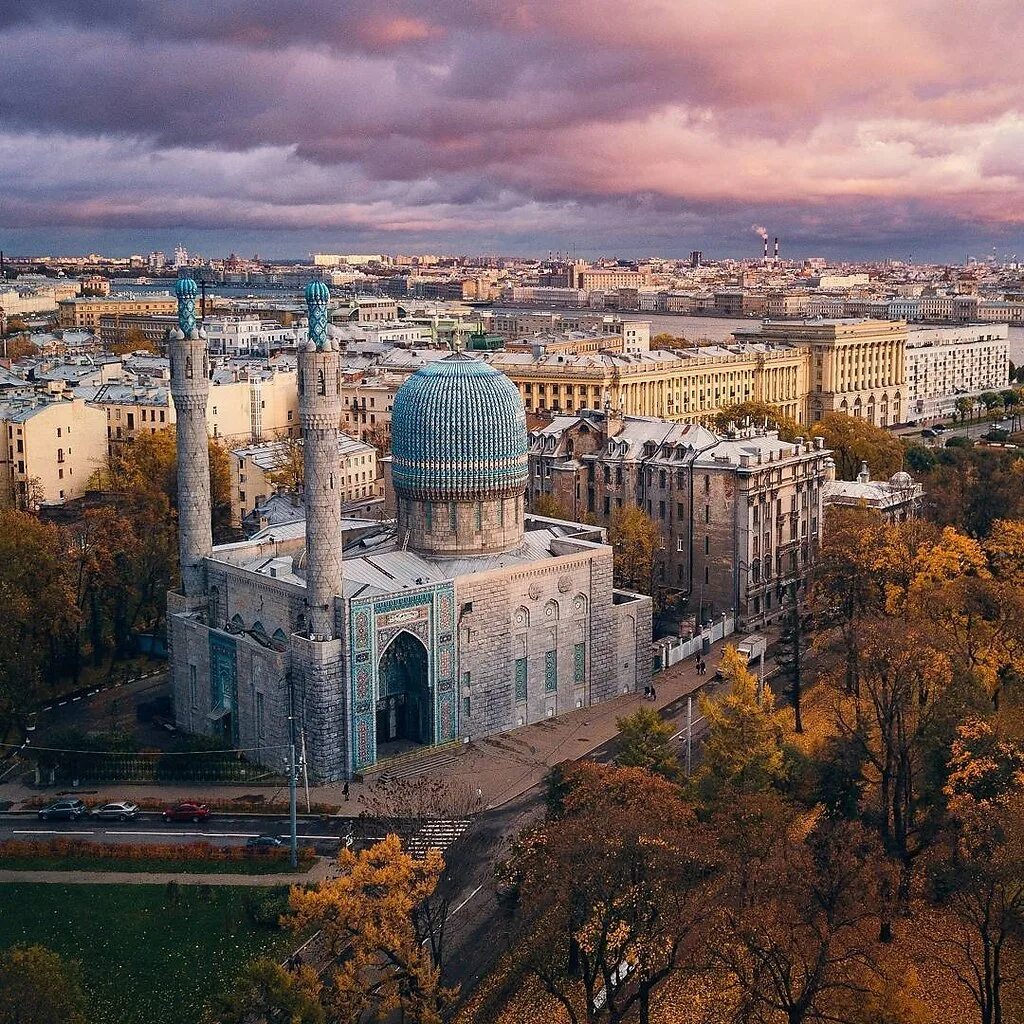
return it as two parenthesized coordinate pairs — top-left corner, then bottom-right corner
(2, 1), (1024, 262)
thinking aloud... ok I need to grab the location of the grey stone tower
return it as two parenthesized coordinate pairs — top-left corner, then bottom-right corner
(168, 276), (212, 602)
(295, 280), (347, 781)
(298, 279), (344, 639)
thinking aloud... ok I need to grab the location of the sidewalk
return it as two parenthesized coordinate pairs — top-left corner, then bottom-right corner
(2, 636), (738, 815)
(0, 858), (332, 886)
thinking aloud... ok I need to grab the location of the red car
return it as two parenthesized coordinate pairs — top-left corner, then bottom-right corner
(162, 801), (211, 823)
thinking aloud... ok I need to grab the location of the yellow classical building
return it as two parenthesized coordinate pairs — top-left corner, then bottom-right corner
(58, 295), (178, 330)
(748, 319), (907, 427)
(489, 345), (808, 424)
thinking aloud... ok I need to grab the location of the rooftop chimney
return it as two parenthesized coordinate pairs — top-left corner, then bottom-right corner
(774, 237), (779, 260)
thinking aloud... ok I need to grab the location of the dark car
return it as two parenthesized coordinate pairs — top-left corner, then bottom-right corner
(37, 798), (86, 821)
(921, 428), (938, 439)
(246, 834), (286, 849)
(90, 801), (139, 822)
(162, 802), (210, 823)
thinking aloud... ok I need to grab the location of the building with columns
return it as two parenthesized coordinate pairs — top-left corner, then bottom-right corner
(168, 281), (651, 781)
(738, 319), (907, 427)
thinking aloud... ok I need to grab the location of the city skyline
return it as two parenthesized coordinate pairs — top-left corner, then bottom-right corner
(3, 1), (1024, 260)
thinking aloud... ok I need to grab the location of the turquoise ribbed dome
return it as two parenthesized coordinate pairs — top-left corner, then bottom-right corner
(304, 280), (330, 304)
(391, 354), (527, 500)
(174, 276), (198, 298)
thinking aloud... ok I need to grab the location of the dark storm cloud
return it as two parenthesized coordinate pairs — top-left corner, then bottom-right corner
(1, 0), (1024, 257)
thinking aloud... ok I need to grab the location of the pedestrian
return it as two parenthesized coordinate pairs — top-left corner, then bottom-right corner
(643, 685), (650, 699)
(343, 781), (350, 801)
(650, 685), (657, 702)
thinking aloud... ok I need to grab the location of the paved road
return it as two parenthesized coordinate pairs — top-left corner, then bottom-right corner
(0, 813), (371, 852)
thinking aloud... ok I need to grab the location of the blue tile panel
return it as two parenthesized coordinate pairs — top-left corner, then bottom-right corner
(175, 276), (198, 336)
(391, 354), (528, 501)
(304, 280), (331, 351)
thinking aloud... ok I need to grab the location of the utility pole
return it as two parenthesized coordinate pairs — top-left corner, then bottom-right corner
(287, 674), (299, 869)
(685, 695), (693, 776)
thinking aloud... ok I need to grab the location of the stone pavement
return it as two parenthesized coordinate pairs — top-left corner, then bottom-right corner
(2, 634), (742, 815)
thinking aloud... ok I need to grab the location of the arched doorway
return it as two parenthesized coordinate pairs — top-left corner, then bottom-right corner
(376, 631), (432, 752)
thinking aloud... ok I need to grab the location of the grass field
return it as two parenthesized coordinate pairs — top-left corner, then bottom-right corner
(0, 883), (296, 1024)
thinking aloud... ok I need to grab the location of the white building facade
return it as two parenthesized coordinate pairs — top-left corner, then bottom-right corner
(904, 323), (1009, 422)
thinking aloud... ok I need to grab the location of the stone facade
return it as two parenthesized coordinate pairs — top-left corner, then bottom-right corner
(169, 302), (654, 782)
(528, 410), (830, 629)
(168, 280), (213, 602)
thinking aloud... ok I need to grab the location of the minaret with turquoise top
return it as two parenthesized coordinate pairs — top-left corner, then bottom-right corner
(168, 276), (212, 601)
(298, 280), (343, 639)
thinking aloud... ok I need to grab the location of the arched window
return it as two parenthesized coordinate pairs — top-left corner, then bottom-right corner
(185, 356), (193, 380)
(317, 369), (326, 396)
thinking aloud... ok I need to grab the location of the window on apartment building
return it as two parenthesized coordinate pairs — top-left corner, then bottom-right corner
(604, 496), (611, 515)
(704, 504), (710, 523)
(704, 536), (709, 555)
(56, 448), (64, 464)
(603, 466), (611, 483)
(56, 428), (61, 438)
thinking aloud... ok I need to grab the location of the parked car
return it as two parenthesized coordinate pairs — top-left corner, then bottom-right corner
(37, 798), (86, 821)
(162, 801), (210, 823)
(933, 424), (947, 433)
(921, 428), (937, 439)
(246, 834), (286, 849)
(90, 801), (139, 822)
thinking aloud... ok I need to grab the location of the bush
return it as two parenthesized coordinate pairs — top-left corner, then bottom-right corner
(243, 890), (290, 929)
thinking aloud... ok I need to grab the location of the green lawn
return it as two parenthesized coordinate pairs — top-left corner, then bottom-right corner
(0, 883), (296, 1024)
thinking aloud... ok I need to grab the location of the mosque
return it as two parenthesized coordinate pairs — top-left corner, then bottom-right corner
(168, 279), (652, 781)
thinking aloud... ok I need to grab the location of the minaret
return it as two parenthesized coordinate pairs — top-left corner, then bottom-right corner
(299, 280), (343, 639)
(168, 276), (212, 601)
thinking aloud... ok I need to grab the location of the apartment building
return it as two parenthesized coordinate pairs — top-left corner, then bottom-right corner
(489, 344), (808, 425)
(527, 410), (829, 627)
(204, 317), (300, 357)
(58, 295), (178, 330)
(904, 323), (1009, 422)
(0, 396), (107, 507)
(229, 434), (379, 526)
(80, 367), (300, 446)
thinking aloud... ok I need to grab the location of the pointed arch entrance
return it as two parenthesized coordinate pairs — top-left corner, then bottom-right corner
(376, 630), (432, 751)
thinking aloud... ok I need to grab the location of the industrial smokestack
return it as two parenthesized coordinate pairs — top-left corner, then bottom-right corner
(751, 225), (769, 262)
(774, 237), (779, 260)
(764, 237), (769, 262)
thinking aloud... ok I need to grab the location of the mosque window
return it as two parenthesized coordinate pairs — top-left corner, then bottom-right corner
(514, 658), (527, 703)
(475, 502), (482, 531)
(425, 503), (433, 532)
(499, 499), (505, 528)
(449, 503), (457, 532)
(574, 643), (586, 683)
(545, 650), (557, 693)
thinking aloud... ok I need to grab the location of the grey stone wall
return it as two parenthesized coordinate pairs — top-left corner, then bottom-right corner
(398, 495), (523, 556)
(293, 633), (348, 782)
(168, 331), (213, 601)
(298, 346), (344, 640)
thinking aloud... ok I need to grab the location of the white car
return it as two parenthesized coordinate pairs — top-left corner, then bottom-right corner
(90, 801), (139, 821)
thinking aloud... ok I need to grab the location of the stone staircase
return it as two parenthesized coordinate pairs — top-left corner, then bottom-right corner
(358, 740), (465, 781)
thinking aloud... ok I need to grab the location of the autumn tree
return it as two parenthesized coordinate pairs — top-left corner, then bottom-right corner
(695, 645), (787, 805)
(715, 399), (800, 440)
(513, 762), (717, 1024)
(109, 326), (157, 355)
(832, 621), (952, 907)
(615, 706), (681, 780)
(287, 834), (456, 1024)
(532, 491), (572, 520)
(204, 957), (323, 1024)
(650, 332), (692, 350)
(929, 786), (1024, 1024)
(1, 334), (37, 359)
(267, 433), (304, 494)
(714, 816), (893, 1024)
(0, 511), (78, 737)
(810, 412), (905, 480)
(608, 503), (660, 594)
(0, 944), (88, 1024)
(776, 588), (813, 733)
